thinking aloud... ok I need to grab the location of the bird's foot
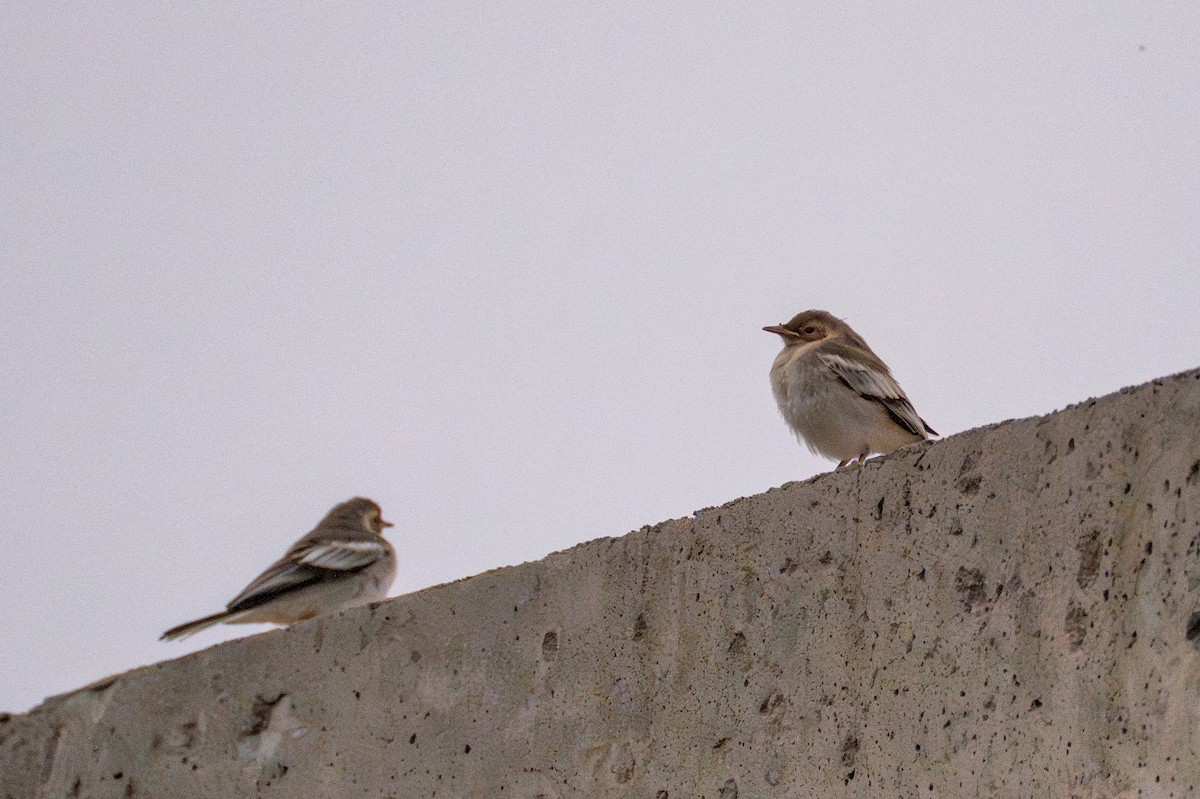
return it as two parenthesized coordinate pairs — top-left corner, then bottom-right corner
(835, 452), (870, 471)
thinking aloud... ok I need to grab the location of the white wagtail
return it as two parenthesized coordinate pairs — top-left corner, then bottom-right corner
(161, 497), (397, 640)
(764, 310), (936, 469)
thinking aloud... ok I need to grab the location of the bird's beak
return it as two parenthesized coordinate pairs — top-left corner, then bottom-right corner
(763, 325), (798, 339)
(381, 519), (395, 528)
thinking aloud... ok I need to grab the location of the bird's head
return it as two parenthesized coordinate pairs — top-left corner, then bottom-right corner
(324, 497), (394, 535)
(763, 309), (843, 346)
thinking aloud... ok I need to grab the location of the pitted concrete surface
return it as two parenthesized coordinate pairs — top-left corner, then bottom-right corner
(3, 369), (1199, 799)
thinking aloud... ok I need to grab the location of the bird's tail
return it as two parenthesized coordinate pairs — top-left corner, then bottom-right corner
(160, 610), (235, 641)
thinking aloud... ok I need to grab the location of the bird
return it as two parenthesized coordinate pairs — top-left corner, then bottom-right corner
(763, 309), (936, 469)
(161, 497), (397, 641)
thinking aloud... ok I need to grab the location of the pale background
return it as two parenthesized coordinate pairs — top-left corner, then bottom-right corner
(2, 4), (1197, 712)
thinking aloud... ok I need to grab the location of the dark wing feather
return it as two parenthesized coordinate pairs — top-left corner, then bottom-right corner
(225, 537), (387, 613)
(817, 341), (931, 438)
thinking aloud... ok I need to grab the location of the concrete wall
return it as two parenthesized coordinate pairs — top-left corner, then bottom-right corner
(3, 369), (1199, 799)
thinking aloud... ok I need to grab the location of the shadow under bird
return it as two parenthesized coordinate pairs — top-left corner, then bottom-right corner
(161, 497), (397, 641)
(764, 309), (937, 469)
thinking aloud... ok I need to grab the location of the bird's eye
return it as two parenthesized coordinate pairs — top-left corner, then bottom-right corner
(803, 326), (816, 335)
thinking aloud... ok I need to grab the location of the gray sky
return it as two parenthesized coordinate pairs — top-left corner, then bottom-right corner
(2, 4), (1197, 712)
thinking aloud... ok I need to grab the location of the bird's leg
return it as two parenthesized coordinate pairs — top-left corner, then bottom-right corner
(839, 450), (870, 469)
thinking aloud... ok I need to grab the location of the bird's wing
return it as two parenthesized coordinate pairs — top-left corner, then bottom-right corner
(292, 538), (388, 570)
(818, 341), (931, 438)
(225, 537), (387, 612)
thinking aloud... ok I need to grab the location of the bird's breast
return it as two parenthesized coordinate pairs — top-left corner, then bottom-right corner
(769, 343), (828, 406)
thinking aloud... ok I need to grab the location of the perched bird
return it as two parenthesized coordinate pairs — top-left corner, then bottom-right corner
(161, 497), (397, 641)
(764, 310), (936, 469)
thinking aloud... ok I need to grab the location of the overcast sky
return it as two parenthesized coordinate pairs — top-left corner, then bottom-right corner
(2, 4), (1197, 712)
